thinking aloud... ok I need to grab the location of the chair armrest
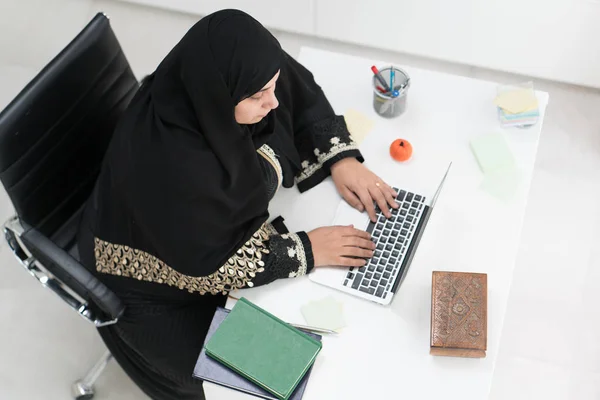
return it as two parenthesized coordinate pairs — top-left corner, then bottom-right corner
(5, 216), (124, 325)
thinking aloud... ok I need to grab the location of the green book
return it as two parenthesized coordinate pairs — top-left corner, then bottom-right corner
(204, 297), (322, 400)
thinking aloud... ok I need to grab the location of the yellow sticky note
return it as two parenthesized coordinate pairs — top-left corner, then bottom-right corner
(344, 109), (374, 146)
(493, 89), (538, 114)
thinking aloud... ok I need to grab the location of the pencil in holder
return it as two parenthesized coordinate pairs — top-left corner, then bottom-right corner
(372, 66), (410, 118)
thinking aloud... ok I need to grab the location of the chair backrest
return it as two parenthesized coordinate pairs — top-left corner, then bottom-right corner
(0, 13), (138, 247)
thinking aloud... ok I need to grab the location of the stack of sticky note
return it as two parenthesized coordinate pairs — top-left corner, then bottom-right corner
(493, 83), (539, 128)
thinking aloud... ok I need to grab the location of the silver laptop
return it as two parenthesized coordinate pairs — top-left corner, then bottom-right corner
(309, 163), (452, 305)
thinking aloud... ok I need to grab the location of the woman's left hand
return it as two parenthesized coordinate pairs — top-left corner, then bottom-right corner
(330, 158), (399, 223)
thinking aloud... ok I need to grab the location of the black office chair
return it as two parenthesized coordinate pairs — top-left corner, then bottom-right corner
(0, 13), (138, 400)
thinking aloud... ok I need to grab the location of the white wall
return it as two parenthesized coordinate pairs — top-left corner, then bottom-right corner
(120, 0), (315, 34)
(108, 0), (600, 89)
(316, 0), (600, 89)
(1, 0), (599, 90)
(0, 0), (200, 96)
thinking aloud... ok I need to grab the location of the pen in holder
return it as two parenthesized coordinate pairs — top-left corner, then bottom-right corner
(372, 66), (410, 118)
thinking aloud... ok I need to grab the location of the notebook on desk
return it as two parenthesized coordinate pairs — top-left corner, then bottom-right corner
(194, 307), (320, 400)
(195, 300), (321, 400)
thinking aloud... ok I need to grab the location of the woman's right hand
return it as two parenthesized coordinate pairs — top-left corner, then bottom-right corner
(307, 225), (375, 268)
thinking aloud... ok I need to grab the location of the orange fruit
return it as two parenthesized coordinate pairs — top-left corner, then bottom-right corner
(390, 139), (413, 162)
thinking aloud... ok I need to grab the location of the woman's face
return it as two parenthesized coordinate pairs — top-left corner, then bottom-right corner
(235, 71), (280, 124)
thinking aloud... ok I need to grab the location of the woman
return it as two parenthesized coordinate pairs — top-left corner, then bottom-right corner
(77, 9), (398, 400)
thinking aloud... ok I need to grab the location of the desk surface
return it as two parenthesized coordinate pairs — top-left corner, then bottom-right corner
(204, 47), (549, 400)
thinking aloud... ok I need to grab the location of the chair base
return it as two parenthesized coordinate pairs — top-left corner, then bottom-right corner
(71, 350), (113, 399)
(71, 380), (95, 400)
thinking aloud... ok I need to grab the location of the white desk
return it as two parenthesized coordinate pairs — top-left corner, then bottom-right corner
(204, 47), (549, 400)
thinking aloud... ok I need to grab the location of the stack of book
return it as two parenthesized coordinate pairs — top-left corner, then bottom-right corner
(494, 83), (539, 128)
(194, 298), (322, 400)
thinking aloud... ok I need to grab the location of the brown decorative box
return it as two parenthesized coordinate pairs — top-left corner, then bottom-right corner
(430, 271), (487, 358)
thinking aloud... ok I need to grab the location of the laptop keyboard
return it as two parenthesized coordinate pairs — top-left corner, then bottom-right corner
(343, 188), (426, 299)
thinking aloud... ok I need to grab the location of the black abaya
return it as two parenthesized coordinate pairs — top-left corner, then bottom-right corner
(76, 9), (363, 399)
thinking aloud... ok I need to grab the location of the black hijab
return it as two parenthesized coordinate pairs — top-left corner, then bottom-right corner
(100, 10), (309, 276)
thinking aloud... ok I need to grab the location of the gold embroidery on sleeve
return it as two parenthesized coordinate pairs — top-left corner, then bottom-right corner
(94, 224), (272, 295)
(257, 144), (283, 189)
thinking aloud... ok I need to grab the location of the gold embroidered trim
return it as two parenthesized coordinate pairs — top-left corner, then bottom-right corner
(94, 224), (273, 295)
(296, 137), (359, 184)
(257, 144), (283, 189)
(282, 233), (308, 277)
(263, 222), (279, 236)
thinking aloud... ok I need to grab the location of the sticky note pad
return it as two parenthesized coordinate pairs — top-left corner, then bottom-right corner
(344, 109), (374, 146)
(470, 132), (520, 201)
(480, 167), (521, 202)
(470, 132), (516, 174)
(301, 297), (346, 331)
(493, 89), (538, 114)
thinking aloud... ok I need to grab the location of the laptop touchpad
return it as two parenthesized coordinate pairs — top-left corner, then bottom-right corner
(333, 200), (371, 230)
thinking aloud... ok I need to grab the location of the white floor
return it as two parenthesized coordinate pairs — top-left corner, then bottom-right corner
(1, 1), (599, 399)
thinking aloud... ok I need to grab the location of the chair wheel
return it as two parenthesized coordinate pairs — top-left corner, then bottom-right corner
(72, 380), (94, 400)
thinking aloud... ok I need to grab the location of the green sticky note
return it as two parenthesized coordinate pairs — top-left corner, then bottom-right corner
(480, 167), (520, 202)
(470, 132), (516, 174)
(301, 297), (346, 331)
(470, 132), (520, 201)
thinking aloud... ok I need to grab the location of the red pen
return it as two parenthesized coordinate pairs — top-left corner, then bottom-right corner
(371, 66), (391, 92)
